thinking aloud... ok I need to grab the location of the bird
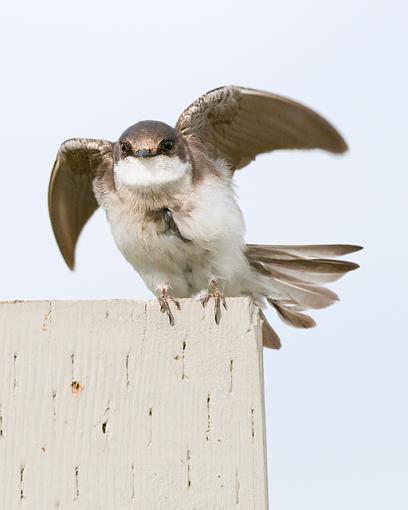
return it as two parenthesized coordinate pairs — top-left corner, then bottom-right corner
(48, 85), (361, 349)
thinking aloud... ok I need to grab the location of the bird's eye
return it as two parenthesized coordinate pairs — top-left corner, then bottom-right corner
(161, 138), (175, 152)
(119, 141), (130, 156)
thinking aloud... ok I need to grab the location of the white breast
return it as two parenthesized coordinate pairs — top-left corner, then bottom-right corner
(109, 216), (208, 297)
(100, 160), (253, 298)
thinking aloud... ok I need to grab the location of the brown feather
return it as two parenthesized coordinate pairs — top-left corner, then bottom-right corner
(268, 300), (316, 329)
(249, 258), (359, 284)
(259, 310), (281, 349)
(176, 86), (348, 172)
(48, 138), (113, 269)
(250, 260), (339, 309)
(246, 244), (363, 259)
(245, 243), (361, 328)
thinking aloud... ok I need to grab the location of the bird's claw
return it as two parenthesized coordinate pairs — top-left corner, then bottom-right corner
(158, 288), (181, 326)
(200, 279), (227, 325)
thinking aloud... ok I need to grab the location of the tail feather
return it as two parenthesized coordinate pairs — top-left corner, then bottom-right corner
(259, 309), (281, 349)
(247, 244), (362, 259)
(246, 243), (361, 347)
(251, 260), (339, 309)
(268, 299), (316, 329)
(250, 258), (359, 284)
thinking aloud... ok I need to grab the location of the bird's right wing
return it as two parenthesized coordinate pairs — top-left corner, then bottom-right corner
(48, 138), (113, 270)
(176, 86), (348, 171)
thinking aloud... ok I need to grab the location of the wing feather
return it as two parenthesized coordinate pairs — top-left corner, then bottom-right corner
(48, 138), (113, 269)
(176, 86), (348, 171)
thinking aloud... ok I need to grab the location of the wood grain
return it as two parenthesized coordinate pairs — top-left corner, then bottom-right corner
(0, 298), (268, 509)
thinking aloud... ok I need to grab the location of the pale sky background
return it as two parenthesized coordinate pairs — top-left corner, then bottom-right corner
(1, 0), (407, 508)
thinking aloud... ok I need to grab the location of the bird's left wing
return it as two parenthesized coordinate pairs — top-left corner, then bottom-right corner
(48, 138), (113, 269)
(176, 86), (347, 171)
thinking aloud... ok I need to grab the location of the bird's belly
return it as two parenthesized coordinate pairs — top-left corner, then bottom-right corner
(109, 218), (210, 295)
(105, 177), (252, 298)
(109, 217), (251, 298)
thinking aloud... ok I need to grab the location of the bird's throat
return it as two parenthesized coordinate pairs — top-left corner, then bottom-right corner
(114, 155), (191, 189)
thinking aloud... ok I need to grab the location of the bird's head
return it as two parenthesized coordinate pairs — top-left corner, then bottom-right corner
(113, 120), (191, 188)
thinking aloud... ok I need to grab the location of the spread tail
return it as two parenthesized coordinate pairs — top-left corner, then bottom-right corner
(246, 244), (362, 348)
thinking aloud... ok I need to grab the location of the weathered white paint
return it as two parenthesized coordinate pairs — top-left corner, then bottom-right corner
(0, 298), (268, 509)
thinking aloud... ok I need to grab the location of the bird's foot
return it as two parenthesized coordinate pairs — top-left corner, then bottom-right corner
(200, 278), (227, 325)
(158, 287), (181, 326)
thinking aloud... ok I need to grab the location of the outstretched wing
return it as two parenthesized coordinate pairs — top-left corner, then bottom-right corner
(176, 86), (347, 170)
(48, 138), (113, 269)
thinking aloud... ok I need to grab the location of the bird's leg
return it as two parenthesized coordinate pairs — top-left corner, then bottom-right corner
(157, 286), (181, 326)
(200, 278), (227, 325)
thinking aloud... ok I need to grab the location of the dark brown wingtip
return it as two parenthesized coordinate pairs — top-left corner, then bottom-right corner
(332, 135), (349, 154)
(54, 236), (76, 271)
(48, 203), (76, 271)
(64, 254), (75, 271)
(320, 123), (349, 154)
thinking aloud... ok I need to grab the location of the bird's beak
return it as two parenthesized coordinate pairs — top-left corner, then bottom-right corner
(134, 149), (157, 158)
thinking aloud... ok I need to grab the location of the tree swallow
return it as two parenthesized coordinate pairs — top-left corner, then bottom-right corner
(48, 86), (361, 348)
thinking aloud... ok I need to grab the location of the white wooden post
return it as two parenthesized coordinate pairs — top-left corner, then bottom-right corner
(0, 298), (268, 509)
